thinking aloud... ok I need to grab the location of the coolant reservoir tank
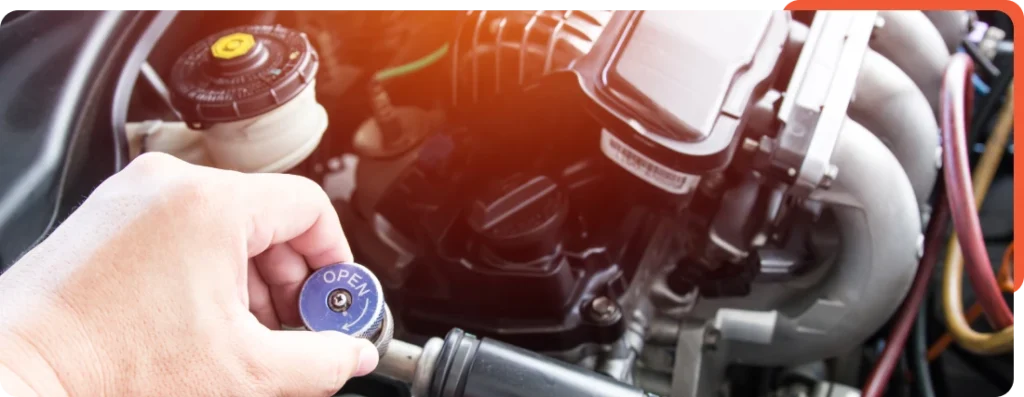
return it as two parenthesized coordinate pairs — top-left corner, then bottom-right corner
(169, 25), (327, 173)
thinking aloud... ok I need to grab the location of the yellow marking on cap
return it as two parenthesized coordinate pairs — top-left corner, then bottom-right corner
(211, 33), (256, 60)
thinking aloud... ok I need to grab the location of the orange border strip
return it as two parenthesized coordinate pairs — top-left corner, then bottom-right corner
(786, 0), (1023, 291)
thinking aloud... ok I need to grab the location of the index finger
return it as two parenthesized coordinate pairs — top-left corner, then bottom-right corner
(232, 172), (353, 327)
(238, 172), (352, 266)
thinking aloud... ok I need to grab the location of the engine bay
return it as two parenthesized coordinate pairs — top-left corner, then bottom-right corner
(0, 9), (1015, 397)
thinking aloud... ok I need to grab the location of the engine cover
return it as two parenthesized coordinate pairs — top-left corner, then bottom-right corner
(573, 11), (789, 201)
(361, 10), (793, 354)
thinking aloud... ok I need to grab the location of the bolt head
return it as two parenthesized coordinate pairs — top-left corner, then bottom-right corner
(703, 328), (722, 351)
(589, 296), (621, 323)
(874, 16), (886, 30)
(819, 164), (839, 188)
(742, 138), (759, 152)
(327, 157), (343, 171)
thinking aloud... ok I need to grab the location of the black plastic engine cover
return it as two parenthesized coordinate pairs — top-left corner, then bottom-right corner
(366, 83), (671, 351)
(572, 11), (790, 196)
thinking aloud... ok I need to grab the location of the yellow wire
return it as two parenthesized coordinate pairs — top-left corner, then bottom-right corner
(928, 242), (1013, 360)
(940, 82), (1014, 355)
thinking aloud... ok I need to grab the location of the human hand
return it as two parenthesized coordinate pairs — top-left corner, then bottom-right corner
(0, 152), (378, 396)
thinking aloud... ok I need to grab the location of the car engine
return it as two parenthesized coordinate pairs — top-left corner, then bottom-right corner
(0, 9), (1014, 397)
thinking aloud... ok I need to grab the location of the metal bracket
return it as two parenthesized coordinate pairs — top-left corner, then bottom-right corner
(766, 11), (877, 197)
(669, 321), (728, 397)
(667, 309), (779, 397)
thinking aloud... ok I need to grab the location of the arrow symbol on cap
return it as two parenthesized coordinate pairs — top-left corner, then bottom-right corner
(342, 300), (370, 332)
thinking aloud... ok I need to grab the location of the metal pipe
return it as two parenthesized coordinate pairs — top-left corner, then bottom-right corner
(375, 339), (422, 383)
(849, 49), (940, 213)
(729, 119), (922, 365)
(870, 11), (951, 115)
(634, 368), (672, 396)
(647, 317), (681, 346)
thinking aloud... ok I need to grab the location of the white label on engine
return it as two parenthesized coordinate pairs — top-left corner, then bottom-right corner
(600, 129), (700, 195)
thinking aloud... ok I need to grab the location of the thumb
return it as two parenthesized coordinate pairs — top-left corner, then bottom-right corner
(256, 330), (380, 396)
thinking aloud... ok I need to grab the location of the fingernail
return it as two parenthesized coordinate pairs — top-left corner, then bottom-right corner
(354, 344), (379, 377)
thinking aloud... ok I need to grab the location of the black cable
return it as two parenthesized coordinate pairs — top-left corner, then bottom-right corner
(910, 306), (937, 397)
(896, 352), (911, 397)
(969, 54), (1013, 144)
(925, 295), (950, 397)
(961, 40), (1000, 83)
(948, 343), (1014, 393)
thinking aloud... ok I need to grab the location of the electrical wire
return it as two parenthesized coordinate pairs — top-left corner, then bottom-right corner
(940, 54), (1014, 330)
(861, 196), (950, 397)
(863, 53), (1013, 397)
(961, 40), (1000, 83)
(374, 43), (450, 82)
(923, 294), (952, 397)
(998, 242), (1014, 292)
(911, 306), (937, 397)
(940, 58), (1014, 354)
(927, 242), (1014, 360)
(969, 54), (1013, 144)
(896, 352), (912, 397)
(947, 342), (1014, 392)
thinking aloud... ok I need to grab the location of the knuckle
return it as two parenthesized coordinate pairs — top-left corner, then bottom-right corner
(286, 174), (327, 198)
(125, 152), (183, 176)
(154, 174), (230, 222)
(164, 176), (213, 202)
(276, 173), (332, 210)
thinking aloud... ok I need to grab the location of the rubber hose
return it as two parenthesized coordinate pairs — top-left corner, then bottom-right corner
(911, 306), (937, 397)
(861, 195), (948, 397)
(940, 54), (1014, 330)
(940, 72), (1014, 354)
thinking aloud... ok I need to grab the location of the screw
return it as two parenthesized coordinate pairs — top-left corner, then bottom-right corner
(819, 164), (839, 188)
(742, 137), (759, 152)
(327, 289), (353, 313)
(703, 327), (721, 351)
(874, 16), (886, 31)
(700, 172), (726, 195)
(327, 157), (343, 171)
(870, 16), (886, 41)
(589, 296), (621, 323)
(758, 136), (775, 154)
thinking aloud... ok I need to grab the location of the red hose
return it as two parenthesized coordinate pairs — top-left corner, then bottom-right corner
(864, 52), (1015, 397)
(940, 53), (1014, 329)
(862, 198), (949, 397)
